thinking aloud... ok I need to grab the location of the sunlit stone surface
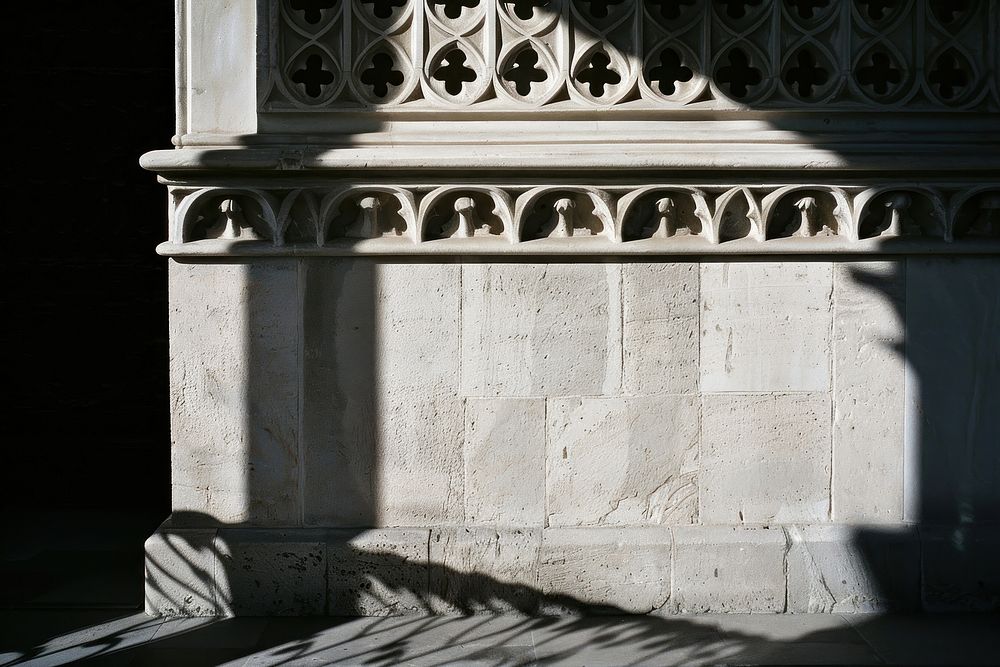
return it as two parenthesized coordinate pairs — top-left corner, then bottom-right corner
(144, 0), (1000, 615)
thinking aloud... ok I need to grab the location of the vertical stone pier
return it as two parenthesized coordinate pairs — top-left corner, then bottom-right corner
(142, 0), (1000, 616)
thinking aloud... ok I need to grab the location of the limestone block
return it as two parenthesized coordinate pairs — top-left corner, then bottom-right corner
(376, 399), (465, 526)
(904, 258), (1000, 524)
(921, 525), (1000, 612)
(169, 260), (300, 526)
(215, 529), (326, 616)
(460, 263), (622, 397)
(701, 262), (832, 392)
(672, 526), (787, 613)
(304, 396), (465, 526)
(185, 0), (256, 134)
(302, 260), (461, 401)
(832, 262), (906, 522)
(701, 393), (831, 524)
(464, 399), (545, 526)
(538, 528), (672, 613)
(546, 397), (699, 527)
(328, 529), (431, 616)
(145, 528), (222, 617)
(429, 528), (542, 613)
(785, 525), (919, 613)
(622, 263), (699, 395)
(301, 260), (463, 526)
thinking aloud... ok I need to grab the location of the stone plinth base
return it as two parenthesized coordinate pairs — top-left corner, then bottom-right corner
(144, 523), (999, 617)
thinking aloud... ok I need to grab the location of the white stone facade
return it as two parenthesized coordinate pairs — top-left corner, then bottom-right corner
(144, 0), (1000, 615)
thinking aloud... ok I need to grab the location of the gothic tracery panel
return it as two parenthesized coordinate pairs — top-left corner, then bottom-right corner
(261, 0), (1000, 110)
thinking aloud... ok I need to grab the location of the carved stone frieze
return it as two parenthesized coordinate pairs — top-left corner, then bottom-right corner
(261, 0), (1000, 111)
(162, 182), (1000, 254)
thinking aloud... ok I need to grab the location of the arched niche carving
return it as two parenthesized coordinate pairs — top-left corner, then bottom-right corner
(515, 187), (616, 241)
(175, 188), (280, 244)
(854, 187), (949, 241)
(418, 187), (515, 242)
(617, 187), (711, 242)
(761, 186), (852, 241)
(319, 187), (418, 243)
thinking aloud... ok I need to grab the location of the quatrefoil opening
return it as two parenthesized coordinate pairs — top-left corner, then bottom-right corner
(505, 0), (552, 21)
(714, 47), (764, 101)
(287, 49), (340, 103)
(288, 0), (338, 25)
(360, 0), (407, 20)
(361, 51), (406, 99)
(854, 45), (906, 101)
(645, 45), (696, 99)
(927, 49), (972, 103)
(499, 43), (556, 102)
(430, 0), (481, 20)
(928, 0), (972, 29)
(432, 48), (480, 96)
(579, 0), (627, 20)
(782, 48), (833, 100)
(576, 49), (623, 98)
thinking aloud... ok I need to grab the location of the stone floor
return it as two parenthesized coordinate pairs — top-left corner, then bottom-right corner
(3, 513), (999, 665)
(2, 610), (999, 666)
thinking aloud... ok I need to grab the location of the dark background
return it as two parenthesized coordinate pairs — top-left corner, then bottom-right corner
(1, 4), (173, 515)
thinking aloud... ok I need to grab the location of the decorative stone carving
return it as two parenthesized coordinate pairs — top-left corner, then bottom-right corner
(262, 0), (1000, 111)
(162, 181), (1000, 253)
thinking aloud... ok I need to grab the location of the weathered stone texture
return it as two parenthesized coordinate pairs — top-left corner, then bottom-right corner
(374, 399), (465, 526)
(302, 261), (464, 526)
(546, 397), (699, 527)
(145, 528), (222, 617)
(216, 529), (326, 616)
(328, 529), (431, 616)
(464, 399), (546, 526)
(169, 260), (300, 526)
(700, 262), (832, 392)
(429, 528), (542, 613)
(622, 263), (699, 395)
(461, 263), (622, 397)
(538, 528), (671, 613)
(672, 526), (787, 613)
(832, 262), (906, 522)
(701, 393), (831, 524)
(785, 524), (919, 613)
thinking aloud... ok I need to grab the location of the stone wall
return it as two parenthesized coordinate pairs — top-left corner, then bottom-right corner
(144, 0), (1000, 617)
(146, 256), (1000, 615)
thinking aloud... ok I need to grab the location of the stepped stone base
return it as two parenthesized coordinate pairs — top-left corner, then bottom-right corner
(145, 523), (999, 617)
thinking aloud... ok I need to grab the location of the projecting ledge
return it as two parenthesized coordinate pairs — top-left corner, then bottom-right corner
(141, 140), (1000, 174)
(157, 238), (1000, 258)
